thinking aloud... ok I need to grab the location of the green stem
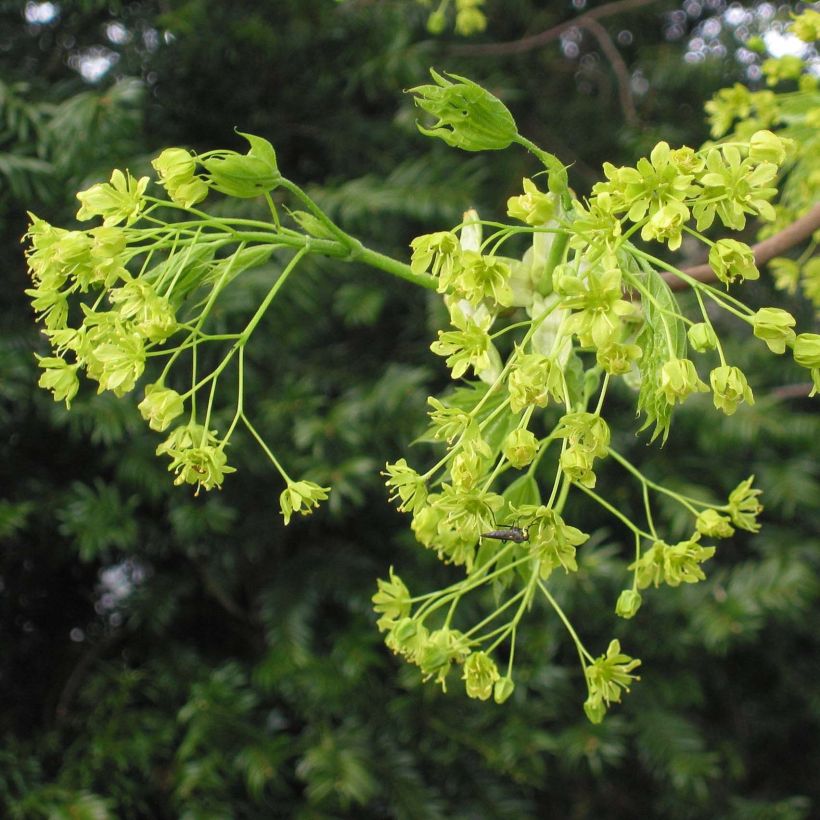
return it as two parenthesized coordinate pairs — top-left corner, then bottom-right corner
(573, 481), (654, 539)
(538, 580), (594, 666)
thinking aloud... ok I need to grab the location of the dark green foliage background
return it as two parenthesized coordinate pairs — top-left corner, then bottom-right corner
(1, 1), (818, 817)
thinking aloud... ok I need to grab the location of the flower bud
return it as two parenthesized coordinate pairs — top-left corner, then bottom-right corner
(660, 358), (708, 406)
(151, 148), (196, 185)
(615, 589), (642, 619)
(710, 365), (754, 415)
(752, 307), (797, 354)
(138, 383), (184, 432)
(794, 333), (820, 369)
(463, 652), (500, 700)
(687, 322), (718, 352)
(426, 8), (446, 34)
(695, 509), (735, 539)
(507, 178), (555, 226)
(502, 428), (539, 469)
(748, 130), (789, 165)
(493, 676), (515, 704)
(584, 695), (606, 724)
(596, 341), (642, 375)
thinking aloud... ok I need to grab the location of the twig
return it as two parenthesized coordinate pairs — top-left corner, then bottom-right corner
(579, 17), (639, 127)
(449, 0), (661, 57)
(667, 203), (820, 290)
(770, 383), (815, 400)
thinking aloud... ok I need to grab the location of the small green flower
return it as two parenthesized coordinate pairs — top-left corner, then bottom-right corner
(693, 146), (777, 231)
(455, 0), (487, 36)
(559, 446), (597, 488)
(151, 148), (207, 206)
(595, 340), (642, 375)
(426, 397), (471, 443)
(385, 617), (429, 662)
(502, 428), (539, 469)
(727, 476), (763, 532)
(584, 639), (641, 722)
(279, 479), (331, 525)
(615, 589), (641, 618)
(705, 83), (755, 137)
(761, 55), (805, 86)
(639, 200), (689, 250)
(528, 507), (588, 579)
(507, 177), (555, 225)
(410, 69), (519, 152)
(709, 239), (760, 287)
(430, 305), (494, 379)
(659, 358), (709, 406)
(383, 458), (428, 514)
(750, 307), (797, 354)
(507, 349), (564, 413)
(710, 365), (754, 415)
(790, 9), (820, 42)
(687, 322), (718, 353)
(768, 257), (800, 294)
(108, 279), (178, 343)
(748, 130), (790, 165)
(36, 355), (80, 407)
(559, 266), (632, 349)
(695, 509), (735, 539)
(615, 589), (642, 619)
(156, 423), (237, 493)
(409, 231), (462, 288)
(152, 147), (195, 183)
(462, 651), (500, 701)
(793, 333), (820, 369)
(450, 449), (486, 490)
(76, 169), (149, 226)
(92, 330), (146, 396)
(631, 535), (716, 588)
(418, 628), (470, 692)
(138, 383), (184, 432)
(372, 567), (412, 633)
(455, 251), (513, 307)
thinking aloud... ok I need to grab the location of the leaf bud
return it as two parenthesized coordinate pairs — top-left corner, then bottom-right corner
(410, 69), (519, 152)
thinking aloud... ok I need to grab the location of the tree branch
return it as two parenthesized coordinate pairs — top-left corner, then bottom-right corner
(449, 0), (661, 57)
(667, 203), (820, 290)
(579, 17), (639, 127)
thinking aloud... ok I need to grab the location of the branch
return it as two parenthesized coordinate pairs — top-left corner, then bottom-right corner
(449, 0), (661, 57)
(770, 382), (815, 400)
(579, 17), (639, 127)
(667, 203), (820, 290)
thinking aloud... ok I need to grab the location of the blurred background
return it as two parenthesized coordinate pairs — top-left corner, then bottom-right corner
(1, 1), (819, 817)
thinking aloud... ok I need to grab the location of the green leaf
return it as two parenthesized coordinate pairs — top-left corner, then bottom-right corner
(635, 268), (687, 442)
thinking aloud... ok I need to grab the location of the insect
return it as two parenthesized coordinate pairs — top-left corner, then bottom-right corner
(480, 524), (529, 543)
